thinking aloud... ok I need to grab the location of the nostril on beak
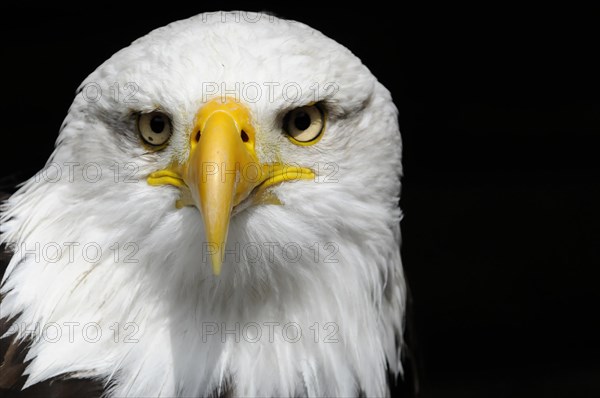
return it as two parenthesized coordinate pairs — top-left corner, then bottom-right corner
(194, 130), (201, 143)
(241, 130), (249, 143)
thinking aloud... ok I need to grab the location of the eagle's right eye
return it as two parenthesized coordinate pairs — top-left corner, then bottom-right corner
(138, 111), (172, 147)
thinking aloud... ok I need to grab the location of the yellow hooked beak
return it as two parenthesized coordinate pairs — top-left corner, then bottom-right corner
(147, 99), (314, 275)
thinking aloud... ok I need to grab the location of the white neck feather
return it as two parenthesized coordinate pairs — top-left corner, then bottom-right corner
(1, 174), (405, 397)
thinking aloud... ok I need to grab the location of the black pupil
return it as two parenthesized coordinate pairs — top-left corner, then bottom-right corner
(293, 111), (311, 131)
(150, 115), (166, 134)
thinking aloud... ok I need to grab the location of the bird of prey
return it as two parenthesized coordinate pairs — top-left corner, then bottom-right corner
(0, 11), (409, 398)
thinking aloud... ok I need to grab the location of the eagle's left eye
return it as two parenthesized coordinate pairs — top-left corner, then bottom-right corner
(283, 104), (325, 145)
(138, 111), (172, 147)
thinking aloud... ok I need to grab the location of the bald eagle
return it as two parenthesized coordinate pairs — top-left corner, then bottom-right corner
(0, 11), (414, 398)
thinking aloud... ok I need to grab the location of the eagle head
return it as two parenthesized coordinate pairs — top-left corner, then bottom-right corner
(0, 11), (406, 398)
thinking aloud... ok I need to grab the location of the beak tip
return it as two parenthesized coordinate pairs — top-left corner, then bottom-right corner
(211, 256), (223, 276)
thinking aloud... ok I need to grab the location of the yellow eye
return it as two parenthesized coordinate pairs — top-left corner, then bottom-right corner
(138, 111), (172, 147)
(283, 105), (325, 145)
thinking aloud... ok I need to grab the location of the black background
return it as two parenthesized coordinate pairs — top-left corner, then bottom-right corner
(1, 4), (599, 398)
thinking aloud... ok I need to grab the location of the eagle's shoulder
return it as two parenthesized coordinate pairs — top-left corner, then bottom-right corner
(0, 189), (106, 397)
